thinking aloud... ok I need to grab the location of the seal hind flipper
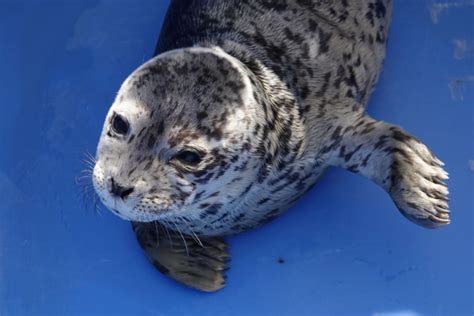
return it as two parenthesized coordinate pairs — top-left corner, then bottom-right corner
(132, 222), (229, 292)
(326, 106), (450, 228)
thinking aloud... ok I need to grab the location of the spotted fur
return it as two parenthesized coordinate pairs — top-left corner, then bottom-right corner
(93, 0), (449, 291)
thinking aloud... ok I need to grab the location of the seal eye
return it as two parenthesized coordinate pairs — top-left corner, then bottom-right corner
(174, 150), (203, 166)
(111, 114), (129, 136)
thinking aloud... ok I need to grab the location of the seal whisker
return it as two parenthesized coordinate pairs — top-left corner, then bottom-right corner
(93, 199), (103, 217)
(153, 221), (160, 247)
(159, 221), (174, 249)
(82, 155), (96, 168)
(77, 187), (91, 207)
(82, 159), (96, 169)
(169, 220), (189, 256)
(75, 172), (103, 218)
(82, 151), (97, 171)
(79, 168), (94, 174)
(77, 150), (98, 215)
(84, 150), (97, 163)
(75, 168), (94, 183)
(75, 174), (93, 182)
(179, 216), (204, 248)
(81, 184), (95, 207)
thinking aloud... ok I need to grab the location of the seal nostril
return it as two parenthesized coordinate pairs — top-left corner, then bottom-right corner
(108, 177), (134, 199)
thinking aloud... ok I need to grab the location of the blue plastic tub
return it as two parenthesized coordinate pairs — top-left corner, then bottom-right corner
(1, 1), (472, 315)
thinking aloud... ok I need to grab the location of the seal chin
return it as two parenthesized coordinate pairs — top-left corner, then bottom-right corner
(115, 211), (161, 223)
(106, 201), (166, 222)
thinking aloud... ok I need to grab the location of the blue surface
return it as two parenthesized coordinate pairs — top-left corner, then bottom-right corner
(0, 1), (473, 315)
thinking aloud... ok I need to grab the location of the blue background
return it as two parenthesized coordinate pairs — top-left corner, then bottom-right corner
(0, 1), (472, 315)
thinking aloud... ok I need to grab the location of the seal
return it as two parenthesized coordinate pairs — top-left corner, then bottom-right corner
(92, 0), (450, 292)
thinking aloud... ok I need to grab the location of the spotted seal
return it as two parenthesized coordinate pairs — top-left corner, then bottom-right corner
(92, 0), (450, 292)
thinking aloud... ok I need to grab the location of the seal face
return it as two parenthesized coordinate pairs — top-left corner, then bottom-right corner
(94, 48), (263, 226)
(92, 0), (450, 291)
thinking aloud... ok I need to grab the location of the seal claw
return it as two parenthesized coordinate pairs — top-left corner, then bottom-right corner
(387, 132), (451, 229)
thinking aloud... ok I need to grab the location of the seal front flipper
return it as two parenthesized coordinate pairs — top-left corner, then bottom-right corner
(132, 222), (229, 292)
(325, 106), (450, 228)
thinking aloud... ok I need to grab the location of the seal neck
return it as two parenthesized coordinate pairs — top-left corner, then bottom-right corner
(202, 39), (308, 183)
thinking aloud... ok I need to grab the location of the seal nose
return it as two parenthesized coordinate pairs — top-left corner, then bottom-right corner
(108, 177), (134, 199)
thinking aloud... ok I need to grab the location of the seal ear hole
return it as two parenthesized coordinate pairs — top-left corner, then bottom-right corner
(173, 149), (203, 166)
(111, 113), (130, 136)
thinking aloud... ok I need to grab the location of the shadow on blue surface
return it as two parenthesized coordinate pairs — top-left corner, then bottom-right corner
(0, 1), (472, 315)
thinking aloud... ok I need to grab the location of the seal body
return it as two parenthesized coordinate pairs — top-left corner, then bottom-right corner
(92, 0), (450, 291)
(144, 0), (393, 236)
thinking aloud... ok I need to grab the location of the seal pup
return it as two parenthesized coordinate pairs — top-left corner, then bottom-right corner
(92, 0), (450, 291)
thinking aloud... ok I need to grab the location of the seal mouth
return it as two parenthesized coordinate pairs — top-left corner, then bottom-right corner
(94, 176), (197, 223)
(91, 160), (195, 222)
(103, 189), (197, 223)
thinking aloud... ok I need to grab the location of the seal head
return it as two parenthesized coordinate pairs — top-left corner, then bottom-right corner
(93, 47), (264, 224)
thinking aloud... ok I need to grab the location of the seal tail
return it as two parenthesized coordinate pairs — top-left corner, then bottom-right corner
(132, 222), (229, 292)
